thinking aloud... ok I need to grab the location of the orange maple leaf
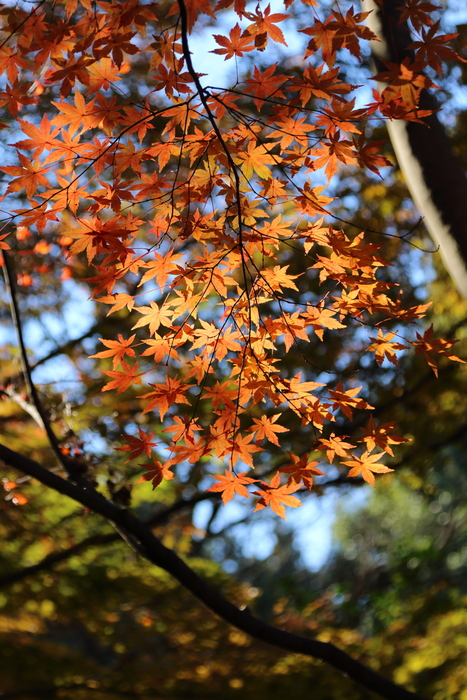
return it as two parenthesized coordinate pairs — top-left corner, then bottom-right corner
(409, 324), (466, 377)
(1, 154), (52, 198)
(212, 24), (255, 60)
(101, 361), (142, 394)
(304, 303), (346, 341)
(206, 470), (257, 504)
(132, 301), (174, 336)
(279, 454), (325, 490)
(118, 428), (158, 462)
(342, 450), (393, 486)
(318, 433), (355, 463)
(410, 23), (466, 75)
(328, 382), (373, 419)
(367, 330), (408, 367)
(253, 472), (303, 520)
(230, 433), (263, 467)
(243, 4), (290, 47)
(139, 460), (174, 489)
(140, 377), (190, 420)
(398, 0), (440, 32)
(162, 415), (201, 444)
(236, 141), (276, 180)
(90, 334), (136, 369)
(359, 417), (409, 457)
(86, 57), (122, 92)
(244, 64), (288, 110)
(247, 414), (289, 446)
(0, 233), (10, 250)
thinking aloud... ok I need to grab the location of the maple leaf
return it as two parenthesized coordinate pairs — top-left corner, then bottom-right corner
(342, 450), (393, 487)
(13, 115), (61, 158)
(0, 79), (36, 118)
(97, 293), (135, 315)
(301, 16), (339, 65)
(243, 4), (290, 47)
(398, 0), (440, 32)
(229, 432), (263, 467)
(279, 454), (324, 490)
(90, 334), (136, 369)
(332, 8), (378, 61)
(203, 381), (237, 410)
(93, 31), (139, 69)
(51, 91), (100, 136)
(141, 334), (182, 364)
(140, 377), (190, 420)
(359, 417), (409, 458)
(289, 64), (353, 105)
(353, 135), (392, 175)
(374, 58), (438, 110)
(191, 322), (241, 361)
(295, 182), (335, 216)
(310, 135), (358, 180)
(118, 428), (158, 462)
(304, 304), (346, 340)
(318, 433), (355, 463)
(236, 141), (276, 180)
(138, 250), (183, 288)
(328, 382), (373, 419)
(409, 23), (467, 75)
(367, 330), (408, 367)
(215, 0), (246, 14)
(162, 415), (201, 444)
(244, 64), (288, 110)
(212, 24), (255, 60)
(253, 472), (302, 520)
(268, 115), (315, 149)
(206, 470), (257, 504)
(258, 265), (300, 293)
(0, 47), (30, 84)
(409, 324), (466, 377)
(168, 0), (216, 33)
(101, 361), (142, 394)
(47, 54), (96, 96)
(139, 460), (174, 489)
(86, 57), (122, 92)
(1, 154), (52, 198)
(247, 414), (289, 446)
(132, 301), (174, 336)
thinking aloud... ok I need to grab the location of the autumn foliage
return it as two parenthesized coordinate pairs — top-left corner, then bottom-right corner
(0, 0), (464, 518)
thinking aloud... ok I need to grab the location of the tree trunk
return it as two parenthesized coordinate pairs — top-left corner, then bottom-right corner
(363, 0), (467, 299)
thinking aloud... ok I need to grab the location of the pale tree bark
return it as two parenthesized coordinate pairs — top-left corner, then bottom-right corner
(363, 0), (467, 299)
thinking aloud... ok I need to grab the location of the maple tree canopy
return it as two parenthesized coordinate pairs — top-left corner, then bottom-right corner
(0, 1), (465, 698)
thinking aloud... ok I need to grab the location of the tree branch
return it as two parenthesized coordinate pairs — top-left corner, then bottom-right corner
(0, 442), (429, 700)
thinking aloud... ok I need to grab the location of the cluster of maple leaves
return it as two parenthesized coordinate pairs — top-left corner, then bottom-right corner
(0, 0), (464, 518)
